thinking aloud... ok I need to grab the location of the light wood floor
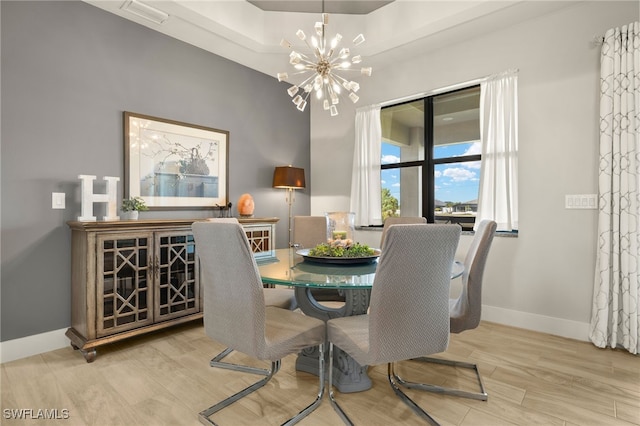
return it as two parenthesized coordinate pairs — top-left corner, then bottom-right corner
(2, 321), (638, 426)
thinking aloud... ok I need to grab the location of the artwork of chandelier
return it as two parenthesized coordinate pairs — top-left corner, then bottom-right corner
(277, 12), (372, 117)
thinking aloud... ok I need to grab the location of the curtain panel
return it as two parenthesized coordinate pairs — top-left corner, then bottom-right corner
(590, 22), (640, 355)
(476, 71), (519, 232)
(350, 105), (382, 226)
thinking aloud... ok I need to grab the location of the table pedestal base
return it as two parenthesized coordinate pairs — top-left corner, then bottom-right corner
(294, 287), (372, 393)
(296, 346), (371, 393)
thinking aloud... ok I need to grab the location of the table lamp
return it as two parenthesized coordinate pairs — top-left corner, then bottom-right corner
(273, 165), (306, 247)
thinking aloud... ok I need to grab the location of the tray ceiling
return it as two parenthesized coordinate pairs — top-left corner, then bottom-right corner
(84, 1), (574, 78)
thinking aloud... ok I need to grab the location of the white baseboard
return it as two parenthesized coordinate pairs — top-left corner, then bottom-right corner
(482, 304), (590, 341)
(0, 328), (69, 364)
(0, 307), (591, 364)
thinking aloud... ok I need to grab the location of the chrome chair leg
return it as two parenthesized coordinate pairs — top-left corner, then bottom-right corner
(210, 347), (273, 376)
(327, 342), (354, 426)
(400, 356), (488, 401)
(202, 345), (326, 426)
(388, 363), (440, 426)
(199, 360), (280, 425)
(282, 342), (326, 426)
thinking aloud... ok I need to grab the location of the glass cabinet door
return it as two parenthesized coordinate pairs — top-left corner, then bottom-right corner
(97, 233), (154, 336)
(155, 231), (199, 321)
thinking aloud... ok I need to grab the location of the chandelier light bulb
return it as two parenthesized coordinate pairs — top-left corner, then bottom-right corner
(277, 12), (371, 117)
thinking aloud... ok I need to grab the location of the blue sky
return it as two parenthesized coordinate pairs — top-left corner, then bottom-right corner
(381, 141), (481, 204)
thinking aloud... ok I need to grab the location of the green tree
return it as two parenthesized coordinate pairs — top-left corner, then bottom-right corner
(381, 188), (399, 221)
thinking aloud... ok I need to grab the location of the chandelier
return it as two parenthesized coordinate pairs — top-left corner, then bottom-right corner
(277, 11), (372, 117)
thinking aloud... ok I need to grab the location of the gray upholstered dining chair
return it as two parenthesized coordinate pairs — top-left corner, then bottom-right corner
(203, 218), (296, 375)
(192, 220), (326, 425)
(398, 219), (497, 402)
(293, 215), (327, 248)
(327, 224), (461, 425)
(379, 216), (427, 249)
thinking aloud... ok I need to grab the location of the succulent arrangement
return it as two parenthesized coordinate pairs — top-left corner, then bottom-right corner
(308, 241), (375, 258)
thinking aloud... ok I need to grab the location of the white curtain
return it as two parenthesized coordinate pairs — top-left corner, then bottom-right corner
(590, 22), (640, 355)
(476, 71), (519, 232)
(350, 105), (382, 226)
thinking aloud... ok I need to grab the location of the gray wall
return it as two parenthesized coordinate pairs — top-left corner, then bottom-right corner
(1, 1), (310, 341)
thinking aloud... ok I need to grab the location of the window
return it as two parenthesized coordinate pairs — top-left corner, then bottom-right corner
(381, 86), (481, 230)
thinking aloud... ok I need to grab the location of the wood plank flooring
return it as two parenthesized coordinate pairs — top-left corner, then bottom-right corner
(1, 321), (638, 425)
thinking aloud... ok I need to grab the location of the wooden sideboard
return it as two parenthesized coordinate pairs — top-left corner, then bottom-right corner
(66, 217), (278, 362)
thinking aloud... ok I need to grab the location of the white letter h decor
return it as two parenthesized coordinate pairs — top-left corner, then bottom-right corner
(78, 175), (120, 221)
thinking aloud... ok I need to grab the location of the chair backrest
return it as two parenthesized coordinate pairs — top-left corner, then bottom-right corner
(379, 216), (427, 249)
(293, 216), (327, 249)
(192, 219), (266, 358)
(368, 224), (461, 364)
(450, 220), (497, 333)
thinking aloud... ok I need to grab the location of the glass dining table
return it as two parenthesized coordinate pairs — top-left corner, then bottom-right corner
(257, 248), (465, 393)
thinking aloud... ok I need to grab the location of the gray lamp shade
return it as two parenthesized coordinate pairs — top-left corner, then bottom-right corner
(273, 166), (305, 189)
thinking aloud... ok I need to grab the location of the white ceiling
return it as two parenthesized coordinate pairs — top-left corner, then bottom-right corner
(84, 0), (574, 79)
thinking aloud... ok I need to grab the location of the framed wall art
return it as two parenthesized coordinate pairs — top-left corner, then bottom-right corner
(124, 111), (229, 210)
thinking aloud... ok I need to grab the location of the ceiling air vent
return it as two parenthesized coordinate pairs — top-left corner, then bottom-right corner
(121, 0), (169, 25)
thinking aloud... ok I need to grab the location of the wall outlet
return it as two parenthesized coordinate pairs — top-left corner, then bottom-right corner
(565, 194), (597, 209)
(52, 192), (65, 209)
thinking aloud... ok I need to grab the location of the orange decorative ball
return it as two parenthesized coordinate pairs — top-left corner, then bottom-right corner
(237, 193), (255, 217)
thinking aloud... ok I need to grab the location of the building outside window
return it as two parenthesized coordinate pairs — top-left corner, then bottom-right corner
(380, 85), (481, 229)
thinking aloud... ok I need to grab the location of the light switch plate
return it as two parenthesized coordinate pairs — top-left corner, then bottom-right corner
(52, 192), (65, 209)
(565, 194), (597, 209)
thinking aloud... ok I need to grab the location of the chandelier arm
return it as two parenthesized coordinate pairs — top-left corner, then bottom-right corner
(295, 51), (315, 62)
(288, 71), (316, 79)
(299, 73), (317, 86)
(331, 73), (349, 83)
(326, 82), (336, 98)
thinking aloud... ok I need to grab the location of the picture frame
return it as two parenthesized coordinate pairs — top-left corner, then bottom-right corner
(124, 111), (229, 210)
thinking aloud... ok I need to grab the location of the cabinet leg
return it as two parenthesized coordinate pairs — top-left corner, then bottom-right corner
(81, 349), (97, 363)
(70, 342), (79, 350)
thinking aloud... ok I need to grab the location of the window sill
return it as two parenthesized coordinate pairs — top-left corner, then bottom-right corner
(356, 226), (518, 238)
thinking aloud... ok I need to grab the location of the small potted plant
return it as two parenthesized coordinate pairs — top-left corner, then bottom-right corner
(121, 196), (148, 220)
